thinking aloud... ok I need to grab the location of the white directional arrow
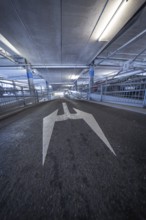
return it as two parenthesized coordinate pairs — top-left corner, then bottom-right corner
(42, 109), (58, 165)
(42, 103), (116, 165)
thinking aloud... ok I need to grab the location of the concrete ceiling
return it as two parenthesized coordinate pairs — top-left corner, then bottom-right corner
(0, 0), (146, 90)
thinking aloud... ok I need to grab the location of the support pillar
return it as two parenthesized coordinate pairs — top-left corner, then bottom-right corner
(143, 89), (146, 108)
(89, 66), (94, 100)
(12, 81), (18, 103)
(100, 84), (103, 102)
(26, 65), (37, 103)
(26, 67), (35, 95)
(74, 81), (78, 91)
(21, 87), (25, 106)
(46, 81), (49, 96)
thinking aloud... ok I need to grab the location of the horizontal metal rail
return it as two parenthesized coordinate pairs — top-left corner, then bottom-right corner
(69, 72), (146, 108)
(0, 80), (50, 114)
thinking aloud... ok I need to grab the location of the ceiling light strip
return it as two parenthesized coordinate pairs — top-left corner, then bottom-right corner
(0, 34), (20, 55)
(98, 0), (124, 41)
(99, 0), (127, 41)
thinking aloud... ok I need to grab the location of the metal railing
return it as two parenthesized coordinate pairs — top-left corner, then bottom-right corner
(68, 73), (146, 108)
(0, 80), (50, 114)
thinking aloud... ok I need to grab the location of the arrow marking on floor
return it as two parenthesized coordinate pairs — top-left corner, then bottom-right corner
(42, 102), (116, 165)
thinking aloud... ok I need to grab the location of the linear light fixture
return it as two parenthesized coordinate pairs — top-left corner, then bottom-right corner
(0, 34), (21, 55)
(0, 46), (11, 57)
(99, 0), (128, 41)
(94, 0), (123, 40)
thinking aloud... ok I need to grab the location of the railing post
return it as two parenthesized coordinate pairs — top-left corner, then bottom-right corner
(25, 60), (35, 103)
(21, 87), (26, 106)
(35, 90), (39, 103)
(46, 81), (49, 100)
(100, 85), (103, 102)
(89, 66), (94, 100)
(13, 81), (19, 106)
(143, 89), (146, 108)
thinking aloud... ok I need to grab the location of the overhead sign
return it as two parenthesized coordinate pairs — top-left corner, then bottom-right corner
(42, 103), (116, 165)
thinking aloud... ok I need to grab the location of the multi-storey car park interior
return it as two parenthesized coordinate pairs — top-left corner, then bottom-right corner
(0, 1), (146, 219)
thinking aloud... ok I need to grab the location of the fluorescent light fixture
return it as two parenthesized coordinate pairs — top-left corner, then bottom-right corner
(99, 0), (128, 41)
(0, 34), (21, 55)
(0, 46), (11, 56)
(70, 74), (79, 80)
(95, 0), (123, 40)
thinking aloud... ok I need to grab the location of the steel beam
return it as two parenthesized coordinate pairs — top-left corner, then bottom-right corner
(0, 51), (15, 63)
(93, 29), (146, 66)
(32, 65), (89, 69)
(0, 64), (89, 69)
(94, 58), (146, 69)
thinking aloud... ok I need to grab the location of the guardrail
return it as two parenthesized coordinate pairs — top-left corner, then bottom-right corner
(68, 74), (146, 108)
(0, 80), (50, 115)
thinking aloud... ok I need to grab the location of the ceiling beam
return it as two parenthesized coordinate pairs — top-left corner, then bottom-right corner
(32, 65), (89, 69)
(0, 65), (89, 69)
(49, 82), (73, 85)
(0, 51), (16, 63)
(94, 58), (146, 69)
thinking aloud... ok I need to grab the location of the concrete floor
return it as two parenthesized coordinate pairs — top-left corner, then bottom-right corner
(0, 98), (146, 220)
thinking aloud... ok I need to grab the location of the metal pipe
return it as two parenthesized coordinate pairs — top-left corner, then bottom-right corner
(0, 51), (15, 63)
(114, 29), (146, 52)
(49, 82), (74, 85)
(94, 29), (146, 66)
(94, 58), (146, 68)
(0, 64), (89, 69)
(32, 65), (89, 69)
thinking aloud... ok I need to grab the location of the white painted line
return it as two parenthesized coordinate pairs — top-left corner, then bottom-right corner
(62, 102), (70, 118)
(42, 109), (58, 165)
(42, 102), (116, 165)
(73, 108), (116, 156)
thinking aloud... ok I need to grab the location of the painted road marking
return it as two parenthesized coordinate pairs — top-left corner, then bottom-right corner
(42, 103), (116, 165)
(43, 110), (58, 165)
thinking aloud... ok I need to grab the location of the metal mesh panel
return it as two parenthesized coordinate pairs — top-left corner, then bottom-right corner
(0, 80), (49, 114)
